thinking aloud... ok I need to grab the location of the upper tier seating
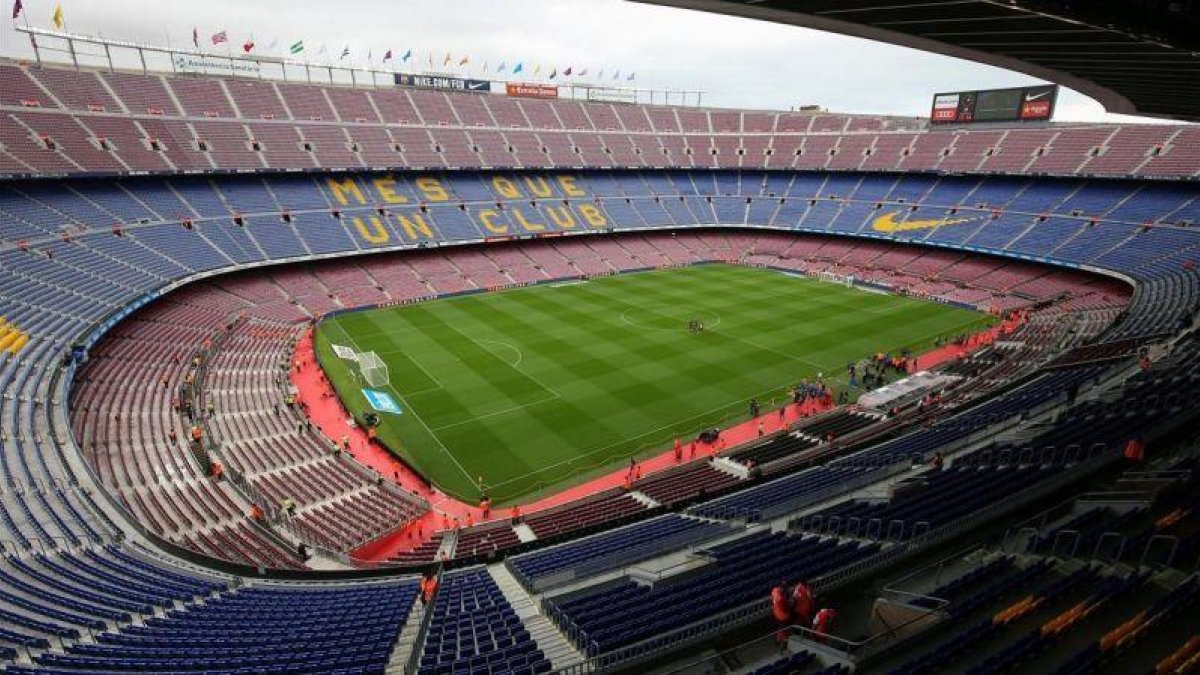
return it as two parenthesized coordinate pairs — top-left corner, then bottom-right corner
(2, 61), (1197, 179)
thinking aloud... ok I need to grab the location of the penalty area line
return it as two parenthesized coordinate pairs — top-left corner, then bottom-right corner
(326, 320), (477, 490)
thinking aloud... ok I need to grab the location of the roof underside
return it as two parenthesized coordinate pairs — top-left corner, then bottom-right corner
(633, 0), (1200, 122)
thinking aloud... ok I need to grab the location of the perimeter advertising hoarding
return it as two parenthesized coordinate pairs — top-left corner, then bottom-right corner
(394, 73), (492, 93)
(930, 85), (1057, 124)
(506, 83), (559, 99)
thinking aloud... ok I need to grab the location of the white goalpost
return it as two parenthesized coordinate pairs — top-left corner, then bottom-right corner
(358, 351), (389, 387)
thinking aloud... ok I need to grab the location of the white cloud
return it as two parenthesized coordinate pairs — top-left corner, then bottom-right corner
(0, 0), (1169, 122)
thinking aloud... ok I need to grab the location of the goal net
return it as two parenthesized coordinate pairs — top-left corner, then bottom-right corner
(358, 351), (389, 388)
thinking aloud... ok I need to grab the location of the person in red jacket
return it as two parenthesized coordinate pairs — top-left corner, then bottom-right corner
(419, 571), (439, 606)
(771, 580), (792, 648)
(812, 607), (837, 643)
(791, 581), (814, 628)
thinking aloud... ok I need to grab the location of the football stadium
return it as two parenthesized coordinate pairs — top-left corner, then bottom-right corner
(1, 0), (1199, 673)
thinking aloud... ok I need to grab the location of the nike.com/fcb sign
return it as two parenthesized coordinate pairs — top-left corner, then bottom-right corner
(930, 85), (1057, 124)
(395, 73), (492, 93)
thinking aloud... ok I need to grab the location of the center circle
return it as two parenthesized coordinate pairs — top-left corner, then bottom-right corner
(620, 306), (722, 331)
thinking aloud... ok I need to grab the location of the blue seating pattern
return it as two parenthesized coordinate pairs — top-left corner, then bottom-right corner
(418, 568), (549, 675)
(508, 514), (734, 590)
(16, 580), (417, 675)
(545, 531), (880, 654)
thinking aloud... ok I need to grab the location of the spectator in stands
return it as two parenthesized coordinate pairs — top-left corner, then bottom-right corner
(510, 505), (522, 524)
(419, 571), (439, 605)
(297, 542), (309, 560)
(771, 581), (792, 648)
(930, 451), (944, 471)
(210, 461), (223, 480)
(812, 607), (837, 644)
(282, 497), (296, 517)
(791, 580), (814, 628)
(167, 429), (177, 444)
(249, 504), (264, 522)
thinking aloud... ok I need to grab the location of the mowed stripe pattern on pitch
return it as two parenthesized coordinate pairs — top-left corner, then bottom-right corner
(315, 264), (992, 502)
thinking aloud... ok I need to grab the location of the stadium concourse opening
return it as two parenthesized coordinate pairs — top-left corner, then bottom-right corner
(309, 263), (993, 505)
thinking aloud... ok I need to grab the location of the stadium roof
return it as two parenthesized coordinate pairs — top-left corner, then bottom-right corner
(633, 0), (1200, 122)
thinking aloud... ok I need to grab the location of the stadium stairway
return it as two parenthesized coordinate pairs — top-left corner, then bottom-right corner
(487, 564), (587, 670)
(385, 594), (431, 675)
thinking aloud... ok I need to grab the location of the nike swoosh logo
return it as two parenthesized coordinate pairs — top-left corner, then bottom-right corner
(1025, 91), (1050, 101)
(872, 211), (973, 233)
(469, 82), (487, 90)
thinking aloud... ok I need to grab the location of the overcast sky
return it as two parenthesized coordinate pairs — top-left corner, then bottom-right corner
(1, 0), (1161, 122)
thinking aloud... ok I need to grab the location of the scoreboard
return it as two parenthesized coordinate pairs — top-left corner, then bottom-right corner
(931, 85), (1057, 124)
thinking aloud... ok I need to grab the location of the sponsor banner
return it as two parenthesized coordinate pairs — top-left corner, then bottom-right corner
(506, 82), (558, 99)
(362, 388), (402, 415)
(931, 93), (959, 122)
(172, 54), (262, 76)
(931, 85), (1056, 124)
(585, 87), (636, 104)
(1018, 85), (1056, 121)
(395, 73), (491, 93)
(332, 344), (358, 361)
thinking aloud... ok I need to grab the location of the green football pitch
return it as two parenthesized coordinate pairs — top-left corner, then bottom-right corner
(314, 263), (993, 504)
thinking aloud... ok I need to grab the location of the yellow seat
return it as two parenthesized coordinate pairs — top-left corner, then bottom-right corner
(7, 333), (28, 353)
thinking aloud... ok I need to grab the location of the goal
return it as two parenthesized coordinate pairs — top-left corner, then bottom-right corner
(358, 351), (389, 388)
